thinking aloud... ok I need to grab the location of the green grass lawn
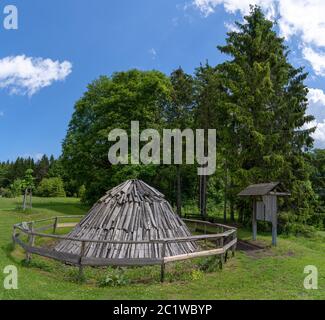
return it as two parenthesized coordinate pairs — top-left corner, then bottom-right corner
(0, 197), (324, 300)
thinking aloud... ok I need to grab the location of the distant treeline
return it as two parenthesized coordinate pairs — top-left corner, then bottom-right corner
(0, 155), (83, 198)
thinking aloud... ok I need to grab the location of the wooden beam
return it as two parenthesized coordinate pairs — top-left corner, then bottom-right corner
(160, 242), (167, 283)
(57, 222), (78, 228)
(269, 192), (291, 196)
(34, 224), (55, 232)
(81, 257), (162, 267)
(252, 198), (257, 241)
(53, 217), (58, 234)
(15, 223), (236, 245)
(78, 241), (86, 281)
(272, 197), (278, 246)
(26, 222), (35, 262)
(222, 239), (237, 252)
(182, 219), (237, 231)
(164, 248), (224, 264)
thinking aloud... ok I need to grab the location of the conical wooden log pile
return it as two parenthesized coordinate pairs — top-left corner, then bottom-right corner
(55, 180), (197, 259)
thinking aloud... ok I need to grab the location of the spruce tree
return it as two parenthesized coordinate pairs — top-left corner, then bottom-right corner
(217, 6), (316, 226)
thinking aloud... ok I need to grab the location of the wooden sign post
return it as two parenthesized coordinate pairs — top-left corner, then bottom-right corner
(238, 183), (290, 247)
(252, 198), (257, 241)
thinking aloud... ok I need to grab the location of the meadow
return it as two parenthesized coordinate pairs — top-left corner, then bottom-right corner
(0, 197), (324, 300)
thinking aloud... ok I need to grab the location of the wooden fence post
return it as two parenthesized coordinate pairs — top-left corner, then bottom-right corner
(26, 222), (35, 262)
(252, 198), (257, 241)
(272, 198), (278, 246)
(78, 241), (86, 281)
(29, 190), (33, 209)
(232, 230), (237, 257)
(12, 226), (16, 248)
(219, 236), (224, 270)
(160, 241), (166, 283)
(53, 217), (58, 234)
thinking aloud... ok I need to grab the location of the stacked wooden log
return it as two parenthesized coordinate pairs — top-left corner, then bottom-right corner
(55, 180), (197, 259)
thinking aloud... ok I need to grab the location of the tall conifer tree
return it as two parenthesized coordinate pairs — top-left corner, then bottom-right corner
(217, 6), (316, 225)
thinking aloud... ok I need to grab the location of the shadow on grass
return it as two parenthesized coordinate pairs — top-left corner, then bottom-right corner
(2, 241), (59, 274)
(31, 201), (89, 216)
(2, 242), (22, 265)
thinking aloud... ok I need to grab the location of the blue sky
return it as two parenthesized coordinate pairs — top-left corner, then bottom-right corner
(1, 0), (325, 161)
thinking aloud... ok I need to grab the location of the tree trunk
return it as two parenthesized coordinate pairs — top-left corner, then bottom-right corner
(238, 206), (243, 223)
(199, 130), (209, 220)
(223, 196), (227, 222)
(199, 174), (207, 220)
(29, 189), (33, 209)
(22, 188), (27, 211)
(223, 161), (228, 222)
(230, 199), (235, 222)
(229, 177), (235, 222)
(176, 165), (182, 217)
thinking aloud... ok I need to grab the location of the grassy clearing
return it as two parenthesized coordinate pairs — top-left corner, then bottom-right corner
(0, 197), (324, 300)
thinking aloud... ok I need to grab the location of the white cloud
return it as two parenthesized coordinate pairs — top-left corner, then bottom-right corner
(193, 0), (276, 18)
(302, 47), (325, 76)
(307, 119), (325, 145)
(307, 88), (325, 147)
(278, 0), (325, 47)
(314, 123), (325, 143)
(22, 153), (44, 161)
(308, 88), (325, 121)
(308, 88), (325, 105)
(224, 22), (240, 32)
(192, 0), (325, 77)
(34, 153), (45, 161)
(0, 55), (72, 96)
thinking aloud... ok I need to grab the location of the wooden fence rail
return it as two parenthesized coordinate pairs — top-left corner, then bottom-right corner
(12, 216), (237, 282)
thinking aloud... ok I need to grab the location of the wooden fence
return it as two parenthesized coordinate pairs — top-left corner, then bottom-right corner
(13, 216), (237, 282)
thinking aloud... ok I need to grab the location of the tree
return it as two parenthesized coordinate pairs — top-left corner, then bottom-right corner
(48, 155), (63, 177)
(217, 6), (316, 226)
(78, 185), (86, 200)
(62, 70), (172, 204)
(0, 165), (8, 187)
(34, 155), (50, 184)
(21, 169), (35, 210)
(165, 67), (194, 217)
(5, 157), (34, 186)
(37, 177), (66, 197)
(194, 63), (226, 219)
(308, 149), (325, 228)
(310, 149), (325, 204)
(10, 179), (23, 197)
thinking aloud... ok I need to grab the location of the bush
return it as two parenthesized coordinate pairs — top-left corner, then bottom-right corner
(36, 177), (66, 197)
(98, 268), (129, 287)
(78, 185), (86, 200)
(278, 211), (316, 237)
(0, 187), (13, 198)
(198, 256), (220, 273)
(282, 222), (316, 237)
(10, 179), (23, 197)
(190, 269), (204, 281)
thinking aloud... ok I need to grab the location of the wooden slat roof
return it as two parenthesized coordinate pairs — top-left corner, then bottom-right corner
(55, 179), (197, 259)
(238, 182), (281, 196)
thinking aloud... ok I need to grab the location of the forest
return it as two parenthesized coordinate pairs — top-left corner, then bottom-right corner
(1, 7), (325, 234)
